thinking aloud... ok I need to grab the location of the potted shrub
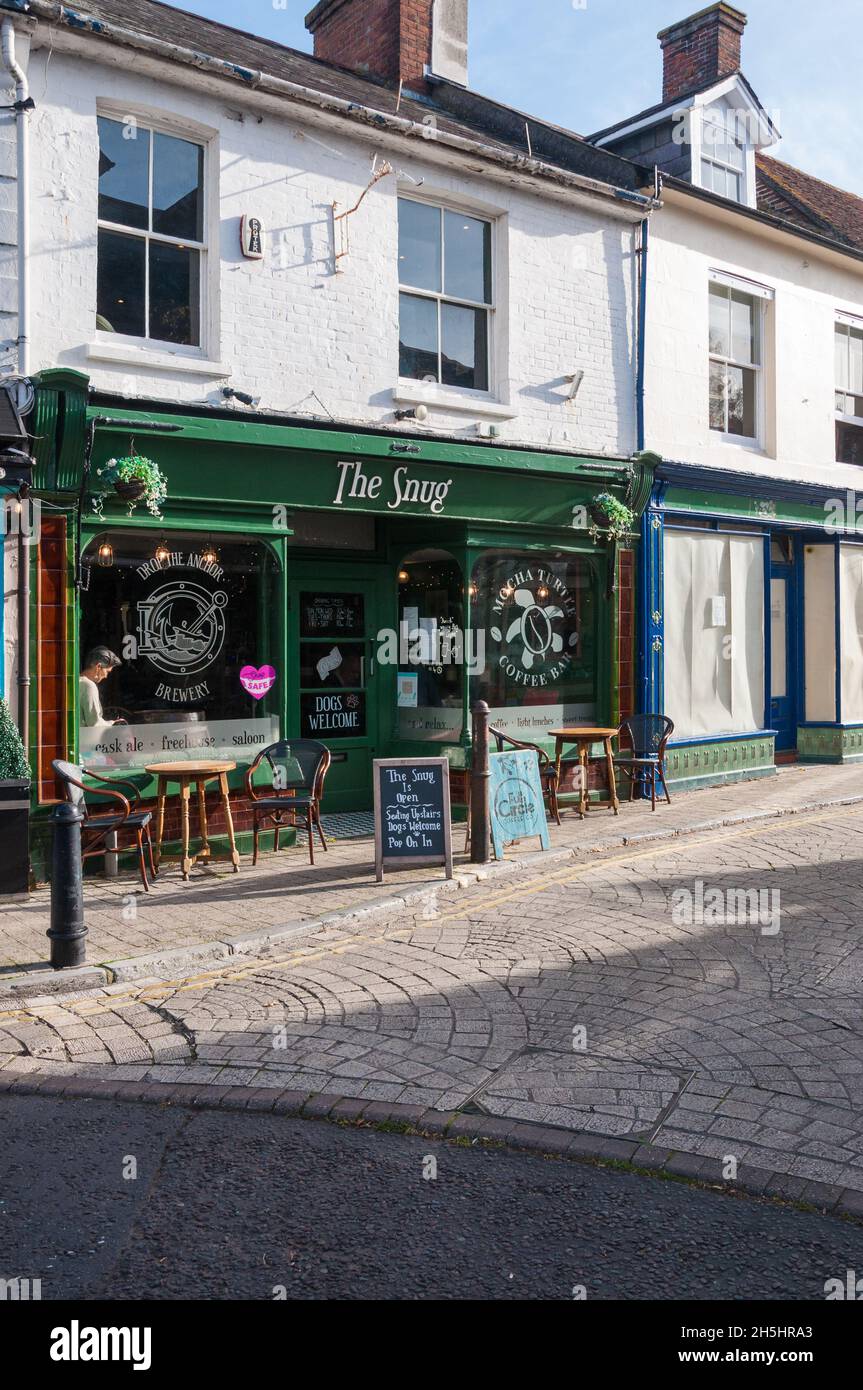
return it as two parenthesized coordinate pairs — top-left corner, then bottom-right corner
(96, 455), (168, 517)
(0, 697), (30, 895)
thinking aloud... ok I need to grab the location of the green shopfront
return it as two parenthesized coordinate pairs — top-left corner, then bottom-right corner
(29, 371), (651, 860)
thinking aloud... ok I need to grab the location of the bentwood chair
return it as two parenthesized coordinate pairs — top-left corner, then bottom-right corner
(613, 714), (674, 811)
(244, 739), (332, 866)
(52, 759), (156, 890)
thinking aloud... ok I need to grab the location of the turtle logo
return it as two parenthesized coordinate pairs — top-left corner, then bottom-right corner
(137, 580), (228, 677)
(491, 576), (578, 675)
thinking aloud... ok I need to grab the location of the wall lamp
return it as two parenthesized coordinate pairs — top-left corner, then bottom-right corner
(394, 405), (428, 423)
(222, 387), (261, 408)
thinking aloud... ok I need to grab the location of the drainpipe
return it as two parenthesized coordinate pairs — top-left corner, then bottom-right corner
(2, 18), (32, 377)
(635, 188), (654, 720)
(1, 18), (34, 749)
(635, 216), (649, 453)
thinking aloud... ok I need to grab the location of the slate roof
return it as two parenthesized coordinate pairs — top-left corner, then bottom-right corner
(15, 0), (652, 194)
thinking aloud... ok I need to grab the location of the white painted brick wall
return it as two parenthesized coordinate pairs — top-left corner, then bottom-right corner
(26, 47), (639, 458)
(646, 198), (863, 492)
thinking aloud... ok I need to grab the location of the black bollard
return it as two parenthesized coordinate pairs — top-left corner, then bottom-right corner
(470, 700), (491, 865)
(47, 801), (87, 969)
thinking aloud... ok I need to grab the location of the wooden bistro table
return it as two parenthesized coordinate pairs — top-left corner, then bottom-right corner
(146, 760), (241, 881)
(549, 727), (620, 819)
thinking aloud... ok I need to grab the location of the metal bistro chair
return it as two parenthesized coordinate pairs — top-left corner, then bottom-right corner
(614, 714), (674, 811)
(52, 759), (156, 891)
(245, 739), (332, 866)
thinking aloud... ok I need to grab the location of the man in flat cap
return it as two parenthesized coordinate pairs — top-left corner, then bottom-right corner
(79, 646), (125, 729)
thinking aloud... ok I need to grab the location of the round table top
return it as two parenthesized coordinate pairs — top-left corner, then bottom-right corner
(549, 727), (619, 740)
(145, 760), (237, 777)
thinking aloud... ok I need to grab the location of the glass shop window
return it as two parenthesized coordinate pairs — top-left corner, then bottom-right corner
(396, 550), (465, 742)
(469, 551), (598, 743)
(78, 532), (280, 768)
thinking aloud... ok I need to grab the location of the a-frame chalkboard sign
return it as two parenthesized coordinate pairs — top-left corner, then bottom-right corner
(373, 757), (454, 883)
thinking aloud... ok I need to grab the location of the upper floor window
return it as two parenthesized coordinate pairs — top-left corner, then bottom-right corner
(96, 115), (205, 347)
(398, 196), (492, 392)
(709, 281), (761, 440)
(700, 110), (745, 204)
(836, 318), (863, 464)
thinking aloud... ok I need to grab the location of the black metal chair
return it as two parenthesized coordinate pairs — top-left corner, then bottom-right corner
(52, 759), (156, 891)
(244, 739), (332, 866)
(613, 714), (674, 811)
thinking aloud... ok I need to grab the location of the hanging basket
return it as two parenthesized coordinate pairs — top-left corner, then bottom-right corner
(113, 478), (148, 503)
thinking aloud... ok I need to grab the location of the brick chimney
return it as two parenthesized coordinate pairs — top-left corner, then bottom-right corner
(305, 0), (468, 93)
(659, 3), (747, 105)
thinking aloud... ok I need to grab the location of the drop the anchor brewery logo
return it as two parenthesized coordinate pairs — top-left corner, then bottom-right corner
(134, 552), (228, 703)
(490, 567), (579, 687)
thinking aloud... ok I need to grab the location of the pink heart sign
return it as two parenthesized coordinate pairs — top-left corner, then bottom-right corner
(239, 665), (277, 700)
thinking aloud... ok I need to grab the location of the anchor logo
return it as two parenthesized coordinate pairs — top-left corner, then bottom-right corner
(137, 580), (228, 677)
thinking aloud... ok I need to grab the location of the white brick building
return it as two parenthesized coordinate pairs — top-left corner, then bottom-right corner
(595, 2), (863, 784)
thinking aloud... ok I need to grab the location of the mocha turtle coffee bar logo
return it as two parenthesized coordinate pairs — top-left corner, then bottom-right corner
(50, 1320), (151, 1371)
(491, 568), (579, 686)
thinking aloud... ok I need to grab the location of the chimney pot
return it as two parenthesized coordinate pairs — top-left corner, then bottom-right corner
(658, 3), (747, 106)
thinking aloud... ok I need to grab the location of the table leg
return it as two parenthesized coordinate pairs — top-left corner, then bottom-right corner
(180, 782), (192, 881)
(605, 737), (619, 815)
(220, 773), (241, 873)
(197, 780), (211, 862)
(154, 780), (167, 871)
(579, 742), (589, 818)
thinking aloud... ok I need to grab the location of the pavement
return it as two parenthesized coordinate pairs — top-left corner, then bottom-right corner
(4, 1090), (863, 1300)
(4, 764), (863, 1211)
(1, 761), (862, 985)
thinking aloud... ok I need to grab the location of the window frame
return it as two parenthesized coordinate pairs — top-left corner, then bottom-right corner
(397, 192), (496, 396)
(693, 106), (749, 206)
(708, 280), (764, 445)
(95, 106), (213, 356)
(835, 317), (863, 424)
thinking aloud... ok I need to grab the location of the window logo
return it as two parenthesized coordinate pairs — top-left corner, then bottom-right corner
(490, 570), (579, 684)
(137, 580), (228, 677)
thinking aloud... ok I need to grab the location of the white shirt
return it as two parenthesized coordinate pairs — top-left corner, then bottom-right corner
(79, 674), (113, 731)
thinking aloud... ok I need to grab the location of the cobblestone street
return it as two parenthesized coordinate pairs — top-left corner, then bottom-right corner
(5, 770), (863, 1206)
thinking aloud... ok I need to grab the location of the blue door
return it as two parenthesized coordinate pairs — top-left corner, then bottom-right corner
(769, 539), (797, 751)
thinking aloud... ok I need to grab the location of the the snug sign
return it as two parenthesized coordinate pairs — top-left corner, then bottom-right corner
(333, 460), (452, 515)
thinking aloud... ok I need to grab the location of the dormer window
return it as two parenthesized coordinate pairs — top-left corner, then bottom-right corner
(700, 108), (746, 203)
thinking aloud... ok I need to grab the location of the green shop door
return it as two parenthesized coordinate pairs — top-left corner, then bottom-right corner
(289, 569), (384, 812)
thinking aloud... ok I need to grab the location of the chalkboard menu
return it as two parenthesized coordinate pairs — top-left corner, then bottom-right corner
(300, 592), (364, 638)
(373, 757), (453, 882)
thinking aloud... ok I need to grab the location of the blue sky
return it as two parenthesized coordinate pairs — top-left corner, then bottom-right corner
(169, 0), (863, 195)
